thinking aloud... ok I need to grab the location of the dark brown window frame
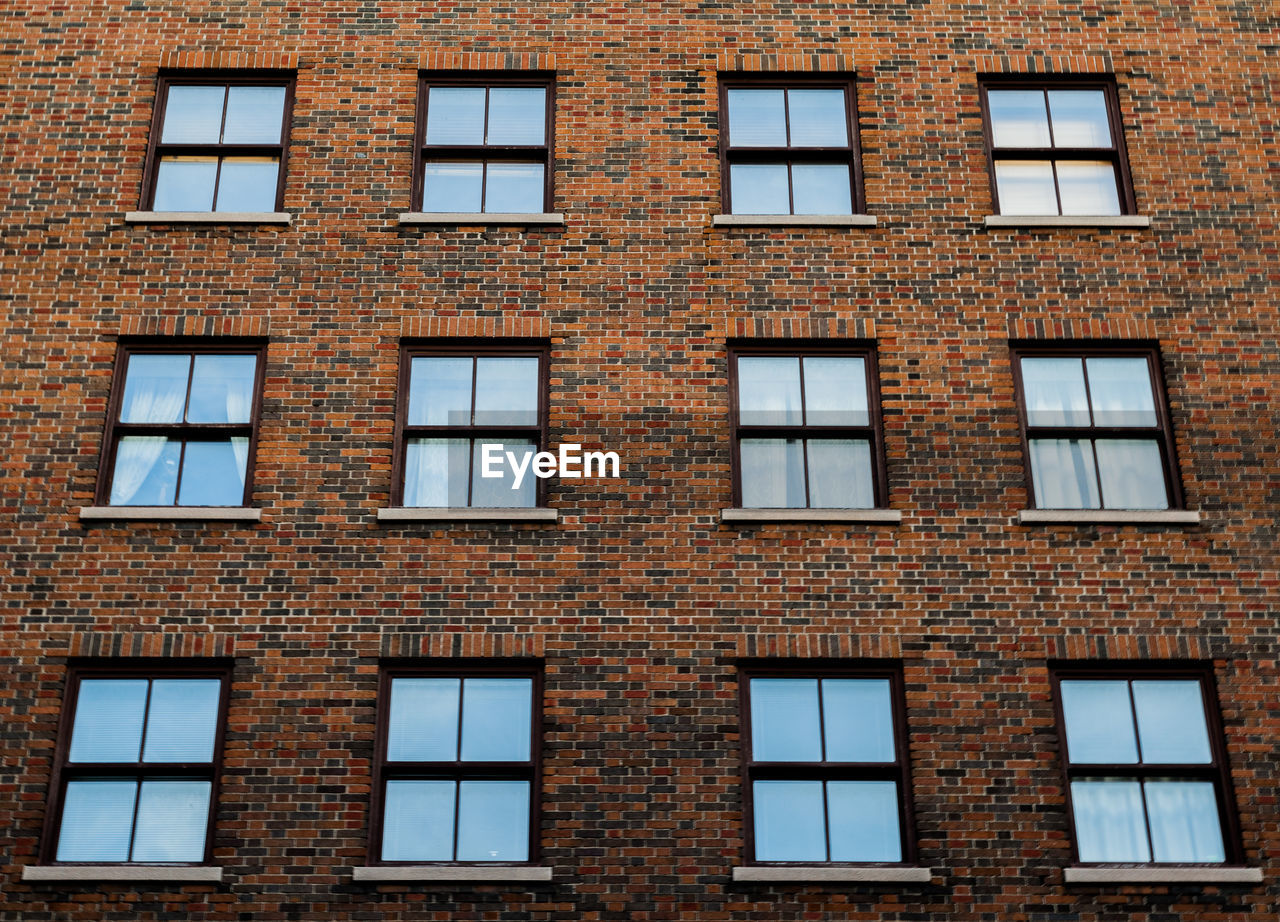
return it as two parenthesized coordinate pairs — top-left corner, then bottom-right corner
(717, 73), (867, 215)
(140, 70), (296, 212)
(392, 340), (552, 508)
(738, 660), (918, 866)
(369, 660), (544, 866)
(978, 74), (1138, 216)
(412, 71), (556, 213)
(1049, 660), (1245, 866)
(727, 340), (889, 508)
(1010, 340), (1184, 510)
(40, 659), (233, 866)
(95, 339), (268, 507)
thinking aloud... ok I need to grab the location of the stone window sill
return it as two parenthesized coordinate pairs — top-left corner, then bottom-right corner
(125, 211), (291, 225)
(1018, 509), (1201, 525)
(79, 506), (262, 522)
(732, 866), (934, 883)
(721, 508), (902, 524)
(1064, 866), (1262, 885)
(712, 214), (877, 227)
(377, 507), (558, 523)
(22, 865), (223, 883)
(983, 214), (1150, 228)
(398, 212), (564, 226)
(352, 866), (553, 883)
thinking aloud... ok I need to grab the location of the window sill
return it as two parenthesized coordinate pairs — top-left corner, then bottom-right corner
(732, 866), (934, 884)
(398, 212), (564, 226)
(352, 866), (553, 883)
(721, 508), (902, 524)
(712, 214), (877, 227)
(377, 507), (558, 523)
(1064, 866), (1262, 885)
(983, 214), (1151, 229)
(79, 506), (263, 522)
(22, 865), (223, 883)
(124, 211), (292, 225)
(1018, 509), (1201, 525)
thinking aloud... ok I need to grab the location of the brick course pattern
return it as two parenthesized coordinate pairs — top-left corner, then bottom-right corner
(2, 1), (1278, 920)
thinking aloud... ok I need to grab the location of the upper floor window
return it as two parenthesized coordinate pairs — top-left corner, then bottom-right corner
(414, 74), (554, 214)
(1012, 344), (1181, 510)
(142, 74), (293, 213)
(729, 344), (887, 509)
(980, 77), (1136, 216)
(98, 344), (265, 507)
(720, 77), (864, 215)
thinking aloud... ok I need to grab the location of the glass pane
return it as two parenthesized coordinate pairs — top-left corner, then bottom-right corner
(177, 440), (249, 506)
(471, 439), (537, 508)
(121, 354), (190, 423)
(110, 437), (181, 505)
(152, 156), (217, 211)
(1020, 357), (1089, 427)
(56, 779), (137, 861)
(803, 356), (868, 425)
(828, 780), (901, 861)
(187, 354), (257, 423)
(1047, 90), (1112, 147)
(408, 356), (473, 426)
(382, 779), (455, 860)
(1071, 779), (1150, 862)
(753, 780), (826, 861)
(456, 780), (530, 861)
(1028, 438), (1100, 509)
(822, 679), (895, 762)
(387, 677), (461, 761)
(749, 678), (821, 762)
(214, 157), (280, 212)
(740, 438), (806, 508)
(787, 89), (848, 147)
(994, 160), (1059, 215)
(1060, 680), (1139, 763)
(1085, 357), (1157, 427)
(1146, 780), (1225, 862)
(1132, 680), (1212, 763)
(460, 677), (533, 761)
(484, 162), (545, 213)
(737, 356), (801, 425)
(987, 90), (1051, 147)
(131, 779), (211, 861)
(69, 679), (148, 762)
(474, 357), (539, 425)
(403, 438), (471, 507)
(486, 87), (547, 145)
(729, 163), (790, 214)
(222, 86), (286, 143)
(1095, 439), (1169, 509)
(791, 163), (852, 215)
(423, 161), (483, 212)
(425, 86), (486, 145)
(142, 679), (222, 762)
(806, 439), (875, 509)
(727, 89), (787, 147)
(1056, 161), (1121, 215)
(161, 85), (225, 144)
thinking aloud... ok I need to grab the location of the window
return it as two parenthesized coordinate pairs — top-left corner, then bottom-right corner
(44, 664), (229, 864)
(97, 344), (265, 506)
(413, 74), (554, 214)
(980, 77), (1136, 216)
(1012, 344), (1182, 510)
(394, 343), (548, 508)
(1052, 665), (1242, 864)
(741, 665), (914, 864)
(729, 344), (887, 509)
(371, 665), (541, 864)
(719, 76), (864, 215)
(142, 74), (293, 213)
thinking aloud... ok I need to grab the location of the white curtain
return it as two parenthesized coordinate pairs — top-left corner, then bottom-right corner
(110, 437), (172, 504)
(1071, 780), (1149, 862)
